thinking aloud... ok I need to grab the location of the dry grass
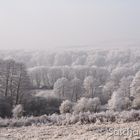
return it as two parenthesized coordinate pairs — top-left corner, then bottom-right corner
(0, 110), (140, 139)
(0, 121), (140, 140)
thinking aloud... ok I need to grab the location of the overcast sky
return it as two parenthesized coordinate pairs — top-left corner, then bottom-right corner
(0, 0), (140, 50)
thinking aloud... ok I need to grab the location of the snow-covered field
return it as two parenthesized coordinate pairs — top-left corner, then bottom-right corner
(0, 122), (140, 140)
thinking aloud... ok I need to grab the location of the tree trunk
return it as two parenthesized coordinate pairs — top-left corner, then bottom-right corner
(15, 73), (21, 105)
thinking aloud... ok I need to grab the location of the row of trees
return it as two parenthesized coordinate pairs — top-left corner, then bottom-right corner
(56, 69), (140, 113)
(1, 49), (140, 68)
(28, 63), (140, 106)
(28, 66), (109, 89)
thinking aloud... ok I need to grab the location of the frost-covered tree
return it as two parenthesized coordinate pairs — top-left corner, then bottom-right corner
(102, 81), (116, 104)
(70, 77), (83, 102)
(86, 51), (108, 66)
(47, 67), (62, 87)
(73, 66), (90, 81)
(108, 90), (131, 111)
(40, 66), (51, 88)
(72, 55), (87, 65)
(108, 76), (133, 111)
(106, 50), (132, 66)
(87, 97), (101, 112)
(54, 52), (72, 66)
(119, 76), (133, 97)
(83, 76), (97, 98)
(14, 63), (31, 105)
(132, 98), (140, 109)
(133, 63), (140, 73)
(61, 66), (75, 80)
(111, 67), (133, 85)
(74, 97), (101, 113)
(0, 60), (17, 97)
(96, 68), (110, 85)
(28, 66), (43, 88)
(130, 71), (140, 109)
(59, 100), (73, 114)
(89, 67), (109, 86)
(53, 77), (71, 100)
(130, 71), (140, 98)
(73, 97), (88, 113)
(0, 60), (31, 105)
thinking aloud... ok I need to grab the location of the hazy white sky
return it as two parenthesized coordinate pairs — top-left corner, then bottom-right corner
(0, 0), (140, 50)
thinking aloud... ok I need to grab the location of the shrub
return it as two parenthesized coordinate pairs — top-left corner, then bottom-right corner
(108, 91), (131, 111)
(132, 98), (140, 109)
(73, 97), (101, 113)
(73, 97), (88, 113)
(59, 100), (73, 114)
(12, 104), (24, 118)
(87, 97), (101, 112)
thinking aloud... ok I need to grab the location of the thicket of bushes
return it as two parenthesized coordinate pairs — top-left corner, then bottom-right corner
(1, 95), (140, 128)
(0, 96), (101, 119)
(0, 95), (62, 118)
(59, 97), (101, 114)
(0, 110), (140, 127)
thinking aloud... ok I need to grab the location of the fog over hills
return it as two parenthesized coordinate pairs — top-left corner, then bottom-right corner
(0, 0), (140, 50)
